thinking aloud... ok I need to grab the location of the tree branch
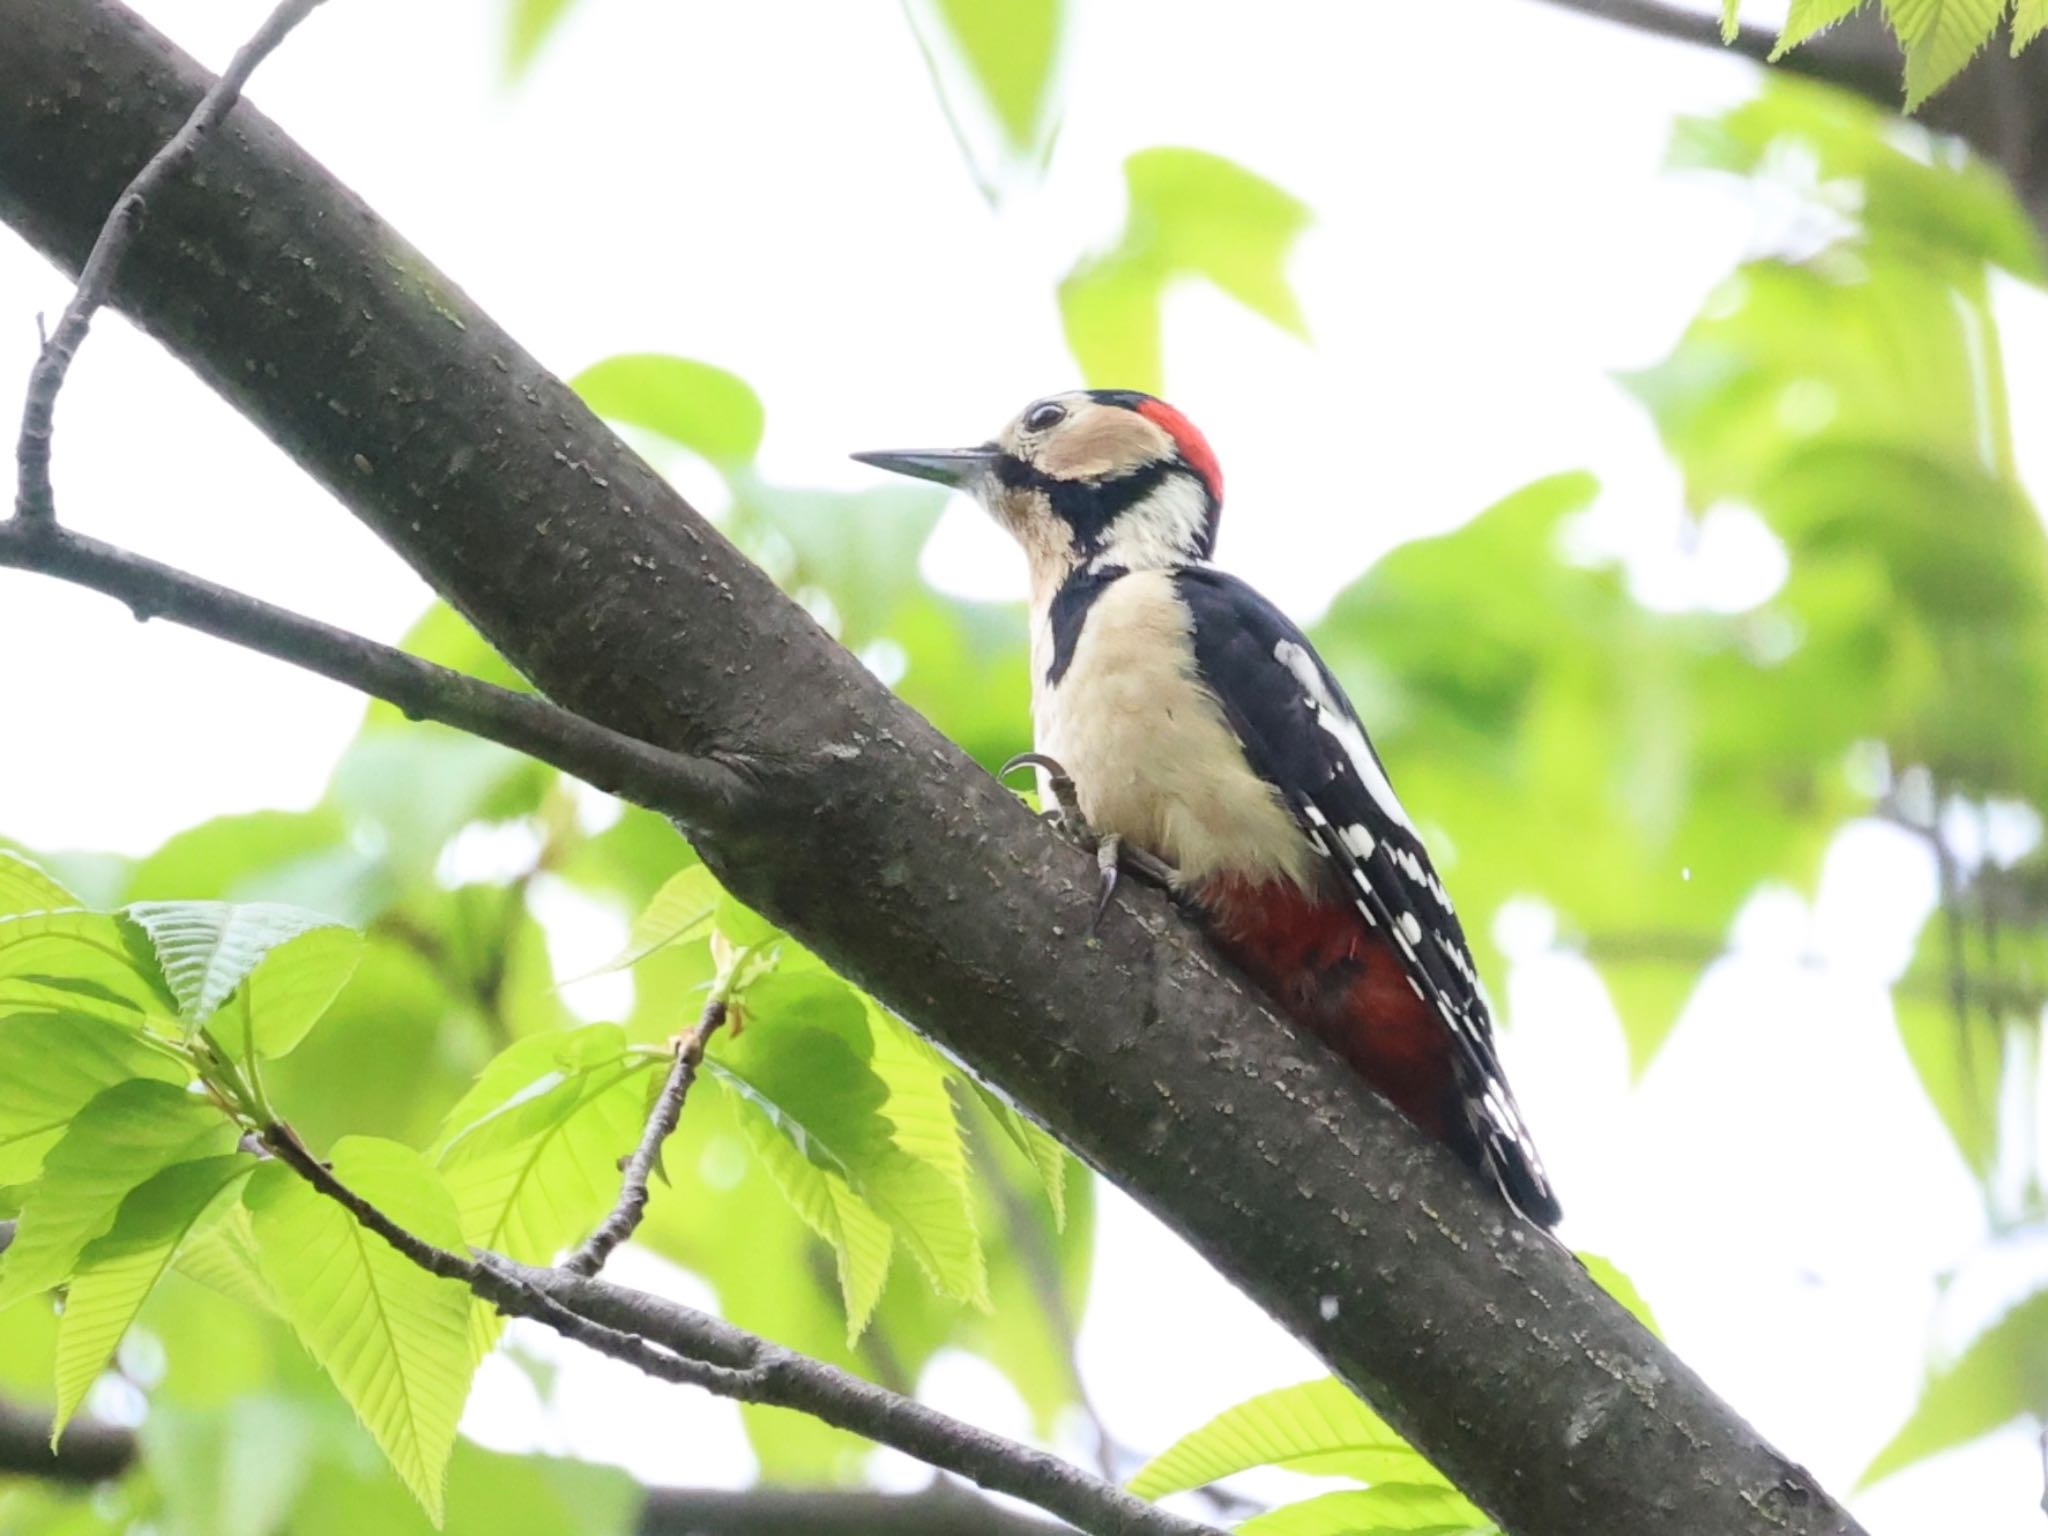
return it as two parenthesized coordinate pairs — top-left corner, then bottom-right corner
(0, 1386), (1073, 1535)
(0, 1398), (134, 1484)
(563, 996), (728, 1278)
(258, 1124), (1212, 1536)
(0, 4), (1868, 1531)
(0, 518), (754, 828)
(1525, 0), (2048, 234)
(14, 0), (328, 523)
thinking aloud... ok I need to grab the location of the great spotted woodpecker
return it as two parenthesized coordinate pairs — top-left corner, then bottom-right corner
(854, 389), (1561, 1228)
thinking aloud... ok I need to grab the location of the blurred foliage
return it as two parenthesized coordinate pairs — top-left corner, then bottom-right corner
(1062, 148), (1311, 392)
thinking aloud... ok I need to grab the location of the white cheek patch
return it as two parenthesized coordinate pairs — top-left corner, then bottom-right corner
(1091, 475), (1213, 573)
(1272, 640), (1417, 835)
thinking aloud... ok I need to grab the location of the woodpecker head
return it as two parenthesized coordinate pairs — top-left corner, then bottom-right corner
(854, 389), (1224, 590)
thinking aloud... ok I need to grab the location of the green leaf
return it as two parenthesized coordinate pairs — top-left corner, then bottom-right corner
(969, 1081), (1069, 1230)
(0, 1080), (234, 1309)
(571, 354), (765, 466)
(214, 926), (364, 1061)
(173, 1191), (277, 1314)
(2016, 0), (2048, 49)
(1861, 1288), (2048, 1485)
(1060, 148), (1309, 391)
(434, 1026), (657, 1358)
(708, 975), (986, 1308)
(1774, 0), (1870, 55)
(245, 1138), (474, 1523)
(725, 1085), (896, 1339)
(505, 0), (579, 77)
(928, 0), (1064, 150)
(1131, 1377), (1448, 1499)
(0, 1015), (188, 1184)
(1887, 0), (2007, 107)
(123, 903), (349, 1027)
(0, 910), (175, 1018)
(581, 863), (719, 977)
(52, 1155), (250, 1440)
(1236, 1485), (1491, 1535)
(0, 852), (79, 919)
(1722, 0), (1742, 41)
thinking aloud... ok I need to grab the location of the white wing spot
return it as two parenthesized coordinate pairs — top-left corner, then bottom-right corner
(1399, 912), (1423, 944)
(1272, 639), (1416, 833)
(1338, 823), (1376, 858)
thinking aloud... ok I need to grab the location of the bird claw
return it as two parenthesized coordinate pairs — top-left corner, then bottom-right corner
(1000, 752), (1184, 931)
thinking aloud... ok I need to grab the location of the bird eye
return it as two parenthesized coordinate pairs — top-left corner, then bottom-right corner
(1024, 401), (1067, 433)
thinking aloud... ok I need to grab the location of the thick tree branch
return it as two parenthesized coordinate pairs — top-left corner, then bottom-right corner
(563, 996), (728, 1277)
(0, 4), (1866, 1532)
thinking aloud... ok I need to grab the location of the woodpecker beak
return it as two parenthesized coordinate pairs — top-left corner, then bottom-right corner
(849, 445), (998, 489)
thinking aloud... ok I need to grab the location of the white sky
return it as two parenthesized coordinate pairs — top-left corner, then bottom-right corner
(4, 0), (2045, 1530)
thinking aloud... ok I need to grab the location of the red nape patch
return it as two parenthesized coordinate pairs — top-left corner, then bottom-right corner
(1134, 397), (1224, 505)
(1197, 874), (1454, 1139)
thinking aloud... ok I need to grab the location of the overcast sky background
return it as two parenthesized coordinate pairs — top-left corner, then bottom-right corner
(3, 1), (2044, 1530)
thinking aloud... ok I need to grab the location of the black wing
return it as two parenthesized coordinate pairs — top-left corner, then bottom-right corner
(1174, 567), (1560, 1227)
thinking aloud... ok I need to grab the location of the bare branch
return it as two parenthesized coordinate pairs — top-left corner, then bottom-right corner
(14, 0), (329, 523)
(0, 519), (753, 828)
(564, 997), (729, 1277)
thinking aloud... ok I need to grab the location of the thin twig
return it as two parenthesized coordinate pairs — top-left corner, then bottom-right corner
(14, 0), (331, 524)
(0, 519), (752, 827)
(563, 996), (729, 1276)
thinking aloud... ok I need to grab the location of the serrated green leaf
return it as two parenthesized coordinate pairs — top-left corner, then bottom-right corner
(434, 1026), (656, 1359)
(1060, 148), (1309, 391)
(725, 1083), (895, 1339)
(0, 1080), (234, 1310)
(53, 1155), (249, 1440)
(245, 1138), (474, 1523)
(1773, 0), (1869, 55)
(708, 975), (985, 1309)
(1888, 0), (2007, 107)
(173, 1189), (277, 1314)
(572, 355), (764, 466)
(0, 852), (79, 919)
(2016, 0), (2048, 48)
(123, 902), (349, 1028)
(1236, 1485), (1491, 1535)
(0, 1015), (188, 1184)
(581, 864), (720, 978)
(214, 926), (364, 1061)
(969, 1081), (1069, 1230)
(505, 0), (579, 77)
(1861, 1288), (2048, 1485)
(1132, 1377), (1451, 1499)
(0, 910), (175, 1018)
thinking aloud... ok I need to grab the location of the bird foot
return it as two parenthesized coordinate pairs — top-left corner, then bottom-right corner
(1000, 752), (1185, 932)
